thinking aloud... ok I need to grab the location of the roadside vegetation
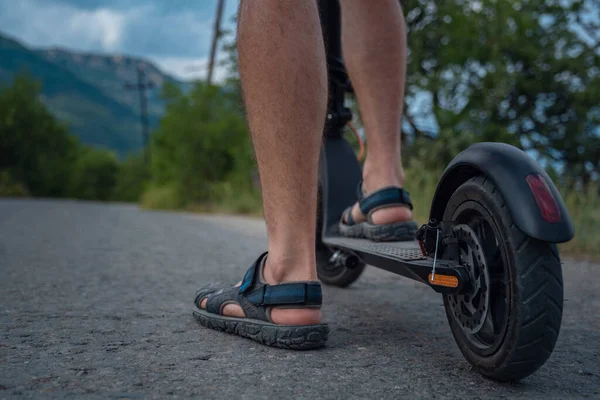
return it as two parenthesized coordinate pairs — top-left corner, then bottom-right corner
(1, 0), (598, 257)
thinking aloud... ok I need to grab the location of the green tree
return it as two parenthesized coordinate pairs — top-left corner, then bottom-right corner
(149, 82), (255, 206)
(0, 72), (79, 196)
(69, 147), (119, 201)
(219, 2), (600, 181)
(400, 0), (600, 180)
(111, 153), (149, 202)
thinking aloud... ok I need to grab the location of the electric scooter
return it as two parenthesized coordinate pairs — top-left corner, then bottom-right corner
(316, 0), (575, 382)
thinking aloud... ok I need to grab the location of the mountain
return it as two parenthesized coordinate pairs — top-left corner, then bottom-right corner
(0, 31), (187, 157)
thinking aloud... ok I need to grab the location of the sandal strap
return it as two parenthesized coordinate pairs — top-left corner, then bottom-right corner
(342, 206), (356, 226)
(358, 186), (414, 215)
(245, 282), (322, 306)
(356, 181), (366, 202)
(201, 252), (322, 322)
(239, 251), (268, 292)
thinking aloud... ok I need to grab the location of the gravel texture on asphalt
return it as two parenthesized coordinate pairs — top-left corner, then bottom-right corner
(0, 199), (598, 399)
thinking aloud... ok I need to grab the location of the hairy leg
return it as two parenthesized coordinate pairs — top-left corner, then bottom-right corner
(341, 0), (412, 224)
(201, 1), (327, 325)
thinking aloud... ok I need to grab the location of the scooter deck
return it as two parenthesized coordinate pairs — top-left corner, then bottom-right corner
(323, 235), (467, 293)
(323, 236), (425, 261)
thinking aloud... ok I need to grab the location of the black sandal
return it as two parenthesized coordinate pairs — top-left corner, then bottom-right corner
(339, 182), (418, 242)
(193, 252), (329, 350)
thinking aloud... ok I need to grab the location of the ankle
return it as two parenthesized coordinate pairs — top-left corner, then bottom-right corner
(263, 253), (317, 284)
(362, 163), (405, 194)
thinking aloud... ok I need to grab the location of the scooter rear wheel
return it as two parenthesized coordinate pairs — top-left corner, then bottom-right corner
(316, 187), (366, 287)
(442, 175), (563, 382)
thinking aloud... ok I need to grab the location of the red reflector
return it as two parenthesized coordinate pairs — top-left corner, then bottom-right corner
(418, 239), (427, 256)
(526, 174), (561, 223)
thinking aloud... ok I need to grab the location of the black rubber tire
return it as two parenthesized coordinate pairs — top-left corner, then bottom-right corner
(316, 186), (366, 288)
(442, 175), (563, 382)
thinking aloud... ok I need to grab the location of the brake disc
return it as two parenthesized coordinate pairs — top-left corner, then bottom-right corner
(447, 224), (490, 335)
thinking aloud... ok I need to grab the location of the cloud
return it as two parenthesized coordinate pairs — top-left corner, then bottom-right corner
(0, 0), (236, 57)
(0, 0), (239, 79)
(0, 0), (128, 52)
(68, 8), (126, 50)
(154, 56), (231, 83)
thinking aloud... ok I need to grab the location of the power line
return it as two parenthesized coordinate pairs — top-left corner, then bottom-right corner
(124, 66), (155, 165)
(184, 58), (229, 73)
(207, 0), (226, 85)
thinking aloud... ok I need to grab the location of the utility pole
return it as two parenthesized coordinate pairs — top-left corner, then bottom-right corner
(124, 66), (154, 165)
(207, 0), (225, 85)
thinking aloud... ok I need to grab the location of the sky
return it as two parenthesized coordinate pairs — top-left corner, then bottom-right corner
(2, 0), (596, 82)
(0, 0), (240, 82)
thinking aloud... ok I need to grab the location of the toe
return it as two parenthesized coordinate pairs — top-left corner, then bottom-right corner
(344, 203), (365, 224)
(194, 288), (216, 309)
(195, 281), (242, 310)
(350, 203), (364, 223)
(221, 304), (246, 318)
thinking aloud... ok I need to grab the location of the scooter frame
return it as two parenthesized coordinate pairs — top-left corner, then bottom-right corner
(316, 0), (575, 294)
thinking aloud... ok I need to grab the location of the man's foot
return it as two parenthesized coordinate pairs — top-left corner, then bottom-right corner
(339, 178), (419, 241)
(193, 253), (328, 350)
(197, 257), (322, 325)
(345, 185), (413, 226)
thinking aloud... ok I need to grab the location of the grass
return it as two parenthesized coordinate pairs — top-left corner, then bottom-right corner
(140, 184), (184, 210)
(559, 182), (600, 258)
(405, 166), (600, 259)
(0, 170), (28, 197)
(404, 166), (440, 226)
(140, 182), (264, 217)
(139, 168), (599, 259)
(187, 192), (264, 217)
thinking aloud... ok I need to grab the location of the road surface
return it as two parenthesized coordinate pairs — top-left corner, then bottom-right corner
(0, 199), (598, 399)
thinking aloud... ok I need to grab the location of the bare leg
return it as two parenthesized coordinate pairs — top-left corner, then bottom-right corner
(341, 0), (413, 225)
(201, 1), (326, 325)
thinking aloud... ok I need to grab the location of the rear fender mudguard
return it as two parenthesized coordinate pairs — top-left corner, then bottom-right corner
(429, 142), (575, 243)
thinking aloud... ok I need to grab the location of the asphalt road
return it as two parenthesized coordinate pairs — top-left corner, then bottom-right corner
(0, 199), (598, 399)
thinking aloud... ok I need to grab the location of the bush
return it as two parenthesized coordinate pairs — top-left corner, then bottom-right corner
(204, 180), (263, 215)
(560, 182), (600, 257)
(68, 147), (118, 201)
(0, 170), (28, 197)
(0, 73), (78, 197)
(111, 153), (149, 202)
(148, 83), (255, 207)
(140, 184), (184, 210)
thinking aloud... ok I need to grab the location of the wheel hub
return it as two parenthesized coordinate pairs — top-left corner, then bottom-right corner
(447, 224), (490, 334)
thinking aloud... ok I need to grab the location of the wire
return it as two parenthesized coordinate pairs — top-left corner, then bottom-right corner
(346, 120), (365, 162)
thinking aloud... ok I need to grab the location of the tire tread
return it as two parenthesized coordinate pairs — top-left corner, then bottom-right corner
(443, 176), (563, 382)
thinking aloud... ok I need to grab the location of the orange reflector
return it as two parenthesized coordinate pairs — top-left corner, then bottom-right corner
(428, 273), (459, 288)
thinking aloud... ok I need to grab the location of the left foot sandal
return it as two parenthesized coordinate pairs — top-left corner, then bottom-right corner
(193, 252), (329, 350)
(339, 182), (419, 241)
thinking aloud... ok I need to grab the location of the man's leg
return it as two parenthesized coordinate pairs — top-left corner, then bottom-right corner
(341, 0), (413, 225)
(200, 2), (326, 325)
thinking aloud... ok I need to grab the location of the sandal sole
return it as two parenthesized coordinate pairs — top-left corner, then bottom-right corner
(363, 220), (419, 242)
(193, 307), (329, 350)
(339, 220), (418, 242)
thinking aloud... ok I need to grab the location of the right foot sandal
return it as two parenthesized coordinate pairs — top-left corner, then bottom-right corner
(193, 252), (329, 350)
(339, 183), (419, 241)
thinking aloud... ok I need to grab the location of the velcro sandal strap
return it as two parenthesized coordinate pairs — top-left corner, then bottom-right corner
(239, 252), (268, 293)
(199, 252), (323, 322)
(245, 282), (322, 307)
(358, 187), (413, 214)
